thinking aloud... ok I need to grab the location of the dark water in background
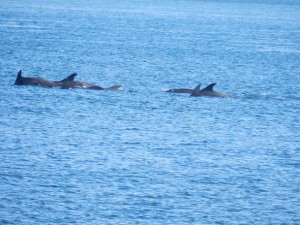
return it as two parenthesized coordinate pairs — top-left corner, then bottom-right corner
(0, 0), (300, 224)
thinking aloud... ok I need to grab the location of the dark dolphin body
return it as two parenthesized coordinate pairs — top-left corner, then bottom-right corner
(52, 73), (79, 87)
(14, 70), (56, 88)
(166, 88), (194, 94)
(61, 73), (122, 90)
(191, 83), (231, 98)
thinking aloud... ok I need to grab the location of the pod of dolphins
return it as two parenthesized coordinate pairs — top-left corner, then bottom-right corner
(14, 70), (231, 98)
(14, 70), (122, 91)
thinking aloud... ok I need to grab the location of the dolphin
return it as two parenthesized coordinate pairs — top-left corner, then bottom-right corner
(190, 83), (231, 98)
(166, 88), (194, 94)
(52, 73), (78, 87)
(61, 73), (122, 90)
(14, 70), (56, 88)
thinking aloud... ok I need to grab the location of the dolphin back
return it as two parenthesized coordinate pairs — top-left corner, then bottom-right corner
(14, 70), (55, 87)
(105, 85), (122, 90)
(166, 88), (193, 94)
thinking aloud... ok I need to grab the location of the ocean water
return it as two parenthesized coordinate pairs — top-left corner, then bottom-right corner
(0, 0), (300, 224)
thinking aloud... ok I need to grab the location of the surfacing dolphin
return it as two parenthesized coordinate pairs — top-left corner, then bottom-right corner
(165, 84), (203, 94)
(166, 88), (194, 94)
(14, 70), (56, 88)
(61, 72), (122, 90)
(14, 70), (80, 88)
(190, 83), (231, 98)
(52, 73), (79, 87)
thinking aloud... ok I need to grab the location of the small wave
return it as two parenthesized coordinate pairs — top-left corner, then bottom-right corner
(0, 22), (42, 29)
(240, 93), (300, 101)
(258, 47), (300, 54)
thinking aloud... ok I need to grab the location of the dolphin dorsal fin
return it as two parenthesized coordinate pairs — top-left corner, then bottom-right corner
(194, 84), (201, 91)
(61, 73), (77, 89)
(17, 70), (23, 78)
(14, 70), (23, 85)
(190, 84), (201, 96)
(61, 72), (77, 82)
(202, 83), (216, 92)
(16, 70), (23, 80)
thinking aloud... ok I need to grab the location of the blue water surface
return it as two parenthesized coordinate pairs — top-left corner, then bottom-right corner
(0, 0), (300, 224)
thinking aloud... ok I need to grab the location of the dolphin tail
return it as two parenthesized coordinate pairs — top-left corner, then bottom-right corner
(201, 83), (216, 92)
(190, 84), (201, 96)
